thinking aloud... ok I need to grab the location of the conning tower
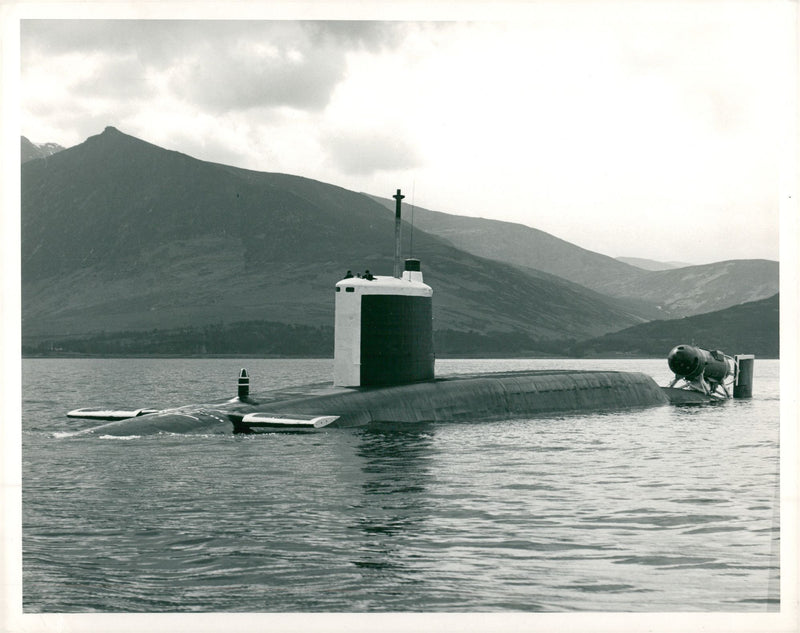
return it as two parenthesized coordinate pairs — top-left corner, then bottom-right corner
(334, 190), (434, 387)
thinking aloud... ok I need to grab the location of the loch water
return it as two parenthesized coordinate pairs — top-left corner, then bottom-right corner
(21, 358), (780, 613)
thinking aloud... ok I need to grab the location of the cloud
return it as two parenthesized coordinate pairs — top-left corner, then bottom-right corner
(71, 53), (156, 100)
(304, 20), (406, 50)
(21, 20), (406, 115)
(168, 40), (346, 113)
(169, 22), (405, 113)
(322, 128), (423, 175)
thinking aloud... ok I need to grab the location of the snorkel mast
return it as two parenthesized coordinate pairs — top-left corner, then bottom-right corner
(393, 188), (404, 278)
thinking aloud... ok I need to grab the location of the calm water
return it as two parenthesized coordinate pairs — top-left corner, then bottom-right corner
(21, 358), (780, 613)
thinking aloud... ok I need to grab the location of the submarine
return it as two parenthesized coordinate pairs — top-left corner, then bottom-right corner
(67, 189), (754, 435)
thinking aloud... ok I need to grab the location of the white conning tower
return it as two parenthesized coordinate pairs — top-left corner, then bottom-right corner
(334, 259), (434, 387)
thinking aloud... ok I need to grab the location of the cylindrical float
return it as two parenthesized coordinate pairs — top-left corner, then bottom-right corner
(733, 355), (755, 398)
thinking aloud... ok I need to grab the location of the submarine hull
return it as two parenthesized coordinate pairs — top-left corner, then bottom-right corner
(234, 370), (670, 430)
(75, 370), (670, 436)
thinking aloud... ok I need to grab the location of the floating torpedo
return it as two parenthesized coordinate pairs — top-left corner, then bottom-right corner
(67, 189), (754, 434)
(662, 344), (754, 402)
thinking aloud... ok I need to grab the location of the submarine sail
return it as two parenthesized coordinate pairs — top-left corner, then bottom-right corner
(334, 258), (434, 387)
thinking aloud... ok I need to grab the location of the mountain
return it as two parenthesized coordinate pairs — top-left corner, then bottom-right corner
(366, 193), (648, 290)
(21, 127), (653, 354)
(21, 136), (65, 163)
(367, 196), (778, 318)
(573, 294), (779, 358)
(588, 259), (778, 317)
(615, 257), (689, 271)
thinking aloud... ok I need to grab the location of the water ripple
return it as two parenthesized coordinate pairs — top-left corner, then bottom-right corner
(21, 358), (780, 612)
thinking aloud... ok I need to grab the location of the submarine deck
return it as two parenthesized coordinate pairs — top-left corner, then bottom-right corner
(234, 368), (672, 429)
(251, 369), (643, 398)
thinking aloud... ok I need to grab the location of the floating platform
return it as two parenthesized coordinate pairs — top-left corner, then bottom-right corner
(660, 387), (725, 405)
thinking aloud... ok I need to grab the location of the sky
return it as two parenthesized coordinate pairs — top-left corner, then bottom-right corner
(11, 2), (797, 265)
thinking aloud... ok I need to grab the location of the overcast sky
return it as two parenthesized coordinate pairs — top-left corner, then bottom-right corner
(15, 3), (795, 265)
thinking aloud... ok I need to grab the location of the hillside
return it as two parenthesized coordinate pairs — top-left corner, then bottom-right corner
(573, 294), (779, 358)
(366, 193), (648, 291)
(589, 259), (778, 317)
(21, 127), (653, 354)
(367, 195), (778, 318)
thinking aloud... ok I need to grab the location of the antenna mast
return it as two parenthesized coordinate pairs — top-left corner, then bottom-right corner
(409, 181), (416, 258)
(393, 188), (404, 277)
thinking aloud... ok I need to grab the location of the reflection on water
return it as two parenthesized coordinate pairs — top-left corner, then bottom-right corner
(350, 426), (436, 578)
(357, 424), (436, 495)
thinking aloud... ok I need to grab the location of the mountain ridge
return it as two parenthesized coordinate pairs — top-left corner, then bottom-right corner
(573, 294), (779, 358)
(615, 256), (691, 271)
(23, 292), (779, 359)
(365, 193), (648, 290)
(365, 194), (778, 318)
(22, 127), (654, 351)
(21, 135), (65, 163)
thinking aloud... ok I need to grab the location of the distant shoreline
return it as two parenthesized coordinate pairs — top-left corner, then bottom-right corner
(20, 352), (780, 360)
